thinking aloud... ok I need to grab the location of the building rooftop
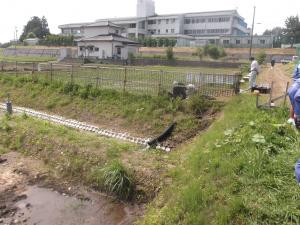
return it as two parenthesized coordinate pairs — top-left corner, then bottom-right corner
(77, 33), (139, 45)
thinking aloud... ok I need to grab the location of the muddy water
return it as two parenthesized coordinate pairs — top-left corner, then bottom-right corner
(0, 152), (143, 225)
(11, 185), (140, 225)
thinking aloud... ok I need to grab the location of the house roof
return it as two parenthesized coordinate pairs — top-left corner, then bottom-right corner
(77, 33), (139, 45)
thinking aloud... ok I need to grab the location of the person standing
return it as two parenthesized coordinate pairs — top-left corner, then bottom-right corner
(287, 62), (300, 125)
(249, 57), (259, 89)
(271, 58), (276, 69)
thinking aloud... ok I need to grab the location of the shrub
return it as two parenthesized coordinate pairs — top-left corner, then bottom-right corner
(256, 51), (267, 65)
(195, 47), (204, 60)
(101, 161), (134, 200)
(203, 45), (226, 60)
(166, 47), (174, 61)
(208, 45), (221, 60)
(187, 94), (214, 116)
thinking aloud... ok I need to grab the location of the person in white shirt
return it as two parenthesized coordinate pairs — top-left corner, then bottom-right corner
(249, 57), (259, 89)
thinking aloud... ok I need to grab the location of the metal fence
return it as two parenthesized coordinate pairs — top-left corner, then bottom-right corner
(0, 61), (241, 97)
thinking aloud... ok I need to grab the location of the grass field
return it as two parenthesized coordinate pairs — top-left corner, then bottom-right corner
(139, 94), (300, 224)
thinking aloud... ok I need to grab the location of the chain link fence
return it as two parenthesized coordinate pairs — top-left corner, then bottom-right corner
(0, 61), (241, 97)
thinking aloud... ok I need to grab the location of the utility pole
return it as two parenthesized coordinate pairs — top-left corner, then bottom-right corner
(14, 26), (18, 56)
(249, 6), (256, 59)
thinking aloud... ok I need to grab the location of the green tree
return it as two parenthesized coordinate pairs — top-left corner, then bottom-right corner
(163, 38), (170, 47)
(263, 27), (285, 47)
(283, 16), (300, 47)
(20, 16), (50, 41)
(158, 38), (164, 47)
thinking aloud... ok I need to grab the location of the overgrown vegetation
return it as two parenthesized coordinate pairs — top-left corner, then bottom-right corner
(165, 47), (174, 61)
(203, 45), (227, 60)
(256, 51), (267, 65)
(140, 95), (300, 224)
(0, 114), (168, 201)
(0, 73), (221, 143)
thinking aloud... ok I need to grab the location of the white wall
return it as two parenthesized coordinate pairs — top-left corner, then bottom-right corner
(78, 41), (138, 59)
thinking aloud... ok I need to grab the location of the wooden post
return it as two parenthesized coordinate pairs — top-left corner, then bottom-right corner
(283, 82), (290, 107)
(71, 65), (74, 84)
(158, 70), (163, 95)
(123, 67), (127, 93)
(32, 62), (35, 74)
(256, 93), (260, 108)
(15, 61), (18, 76)
(50, 63), (53, 82)
(268, 81), (274, 107)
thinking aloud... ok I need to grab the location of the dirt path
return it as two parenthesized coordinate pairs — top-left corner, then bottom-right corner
(257, 64), (292, 97)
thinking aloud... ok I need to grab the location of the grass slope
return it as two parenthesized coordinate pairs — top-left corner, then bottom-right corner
(0, 74), (221, 144)
(0, 113), (172, 201)
(140, 94), (300, 225)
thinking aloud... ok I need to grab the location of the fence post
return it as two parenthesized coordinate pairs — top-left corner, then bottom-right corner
(158, 70), (163, 95)
(32, 62), (35, 74)
(15, 61), (18, 77)
(71, 65), (74, 84)
(123, 67), (127, 93)
(50, 63), (53, 82)
(268, 81), (274, 107)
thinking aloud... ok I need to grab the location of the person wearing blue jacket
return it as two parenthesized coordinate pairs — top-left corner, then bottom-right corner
(295, 159), (300, 184)
(288, 63), (300, 125)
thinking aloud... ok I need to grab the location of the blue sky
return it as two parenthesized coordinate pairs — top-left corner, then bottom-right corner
(0, 0), (299, 43)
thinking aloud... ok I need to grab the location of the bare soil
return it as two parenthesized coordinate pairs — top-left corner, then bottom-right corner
(257, 64), (292, 97)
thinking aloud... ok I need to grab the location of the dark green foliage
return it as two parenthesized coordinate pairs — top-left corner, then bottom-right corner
(20, 16), (50, 41)
(137, 37), (177, 47)
(203, 45), (226, 60)
(39, 35), (75, 46)
(284, 15), (300, 47)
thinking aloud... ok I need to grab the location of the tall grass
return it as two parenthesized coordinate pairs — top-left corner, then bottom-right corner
(140, 95), (300, 225)
(101, 161), (134, 200)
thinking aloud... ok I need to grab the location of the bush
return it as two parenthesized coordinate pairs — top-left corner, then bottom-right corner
(256, 51), (267, 65)
(101, 161), (134, 200)
(203, 45), (226, 60)
(166, 47), (174, 61)
(195, 47), (204, 60)
(187, 94), (214, 116)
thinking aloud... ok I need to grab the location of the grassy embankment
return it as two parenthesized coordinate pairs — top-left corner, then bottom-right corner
(0, 48), (56, 62)
(0, 112), (171, 201)
(140, 94), (300, 225)
(0, 73), (222, 143)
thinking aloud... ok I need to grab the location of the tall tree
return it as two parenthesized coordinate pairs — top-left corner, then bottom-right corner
(283, 15), (300, 47)
(20, 16), (50, 41)
(263, 27), (285, 47)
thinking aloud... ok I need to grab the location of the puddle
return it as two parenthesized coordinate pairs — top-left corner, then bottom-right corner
(13, 186), (140, 225)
